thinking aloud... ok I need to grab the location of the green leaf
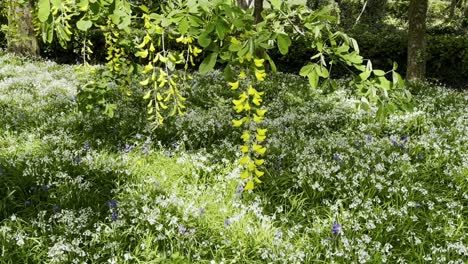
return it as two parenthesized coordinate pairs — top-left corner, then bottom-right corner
(77, 0), (89, 11)
(270, 0), (282, 10)
(50, 0), (61, 8)
(378, 77), (391, 90)
(277, 34), (291, 55)
(299, 64), (315, 77)
(38, 0), (51, 23)
(224, 65), (236, 82)
(198, 33), (211, 48)
(76, 20), (93, 31)
(359, 71), (371, 81)
(350, 38), (359, 53)
(317, 66), (329, 78)
(199, 52), (218, 74)
(373, 70), (386, 76)
(265, 53), (277, 73)
(215, 19), (229, 39)
(135, 50), (148, 58)
(308, 71), (319, 89)
(140, 5), (149, 13)
(178, 18), (189, 34)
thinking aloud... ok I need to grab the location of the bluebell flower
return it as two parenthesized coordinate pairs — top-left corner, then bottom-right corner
(42, 185), (50, 191)
(135, 133), (142, 140)
(107, 199), (118, 209)
(84, 141), (91, 151)
(141, 145), (149, 155)
(24, 200), (31, 206)
(199, 207), (206, 214)
(332, 223), (342, 235)
(123, 143), (134, 154)
(333, 154), (340, 161)
(391, 140), (399, 147)
(224, 217), (231, 227)
(73, 156), (82, 164)
(333, 154), (342, 167)
(178, 225), (187, 235)
(53, 205), (60, 213)
(30, 186), (37, 191)
(366, 135), (373, 143)
(275, 230), (282, 239)
(401, 134), (408, 142)
(111, 211), (118, 222)
(418, 154), (424, 159)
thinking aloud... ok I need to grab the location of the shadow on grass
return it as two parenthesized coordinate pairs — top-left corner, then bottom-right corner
(0, 152), (123, 221)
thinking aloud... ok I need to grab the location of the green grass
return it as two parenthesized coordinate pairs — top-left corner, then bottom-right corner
(0, 52), (467, 263)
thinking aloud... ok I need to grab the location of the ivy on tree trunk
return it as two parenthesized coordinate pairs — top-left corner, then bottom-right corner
(7, 0), (39, 56)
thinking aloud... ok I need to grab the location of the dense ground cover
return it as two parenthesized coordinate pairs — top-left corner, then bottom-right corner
(0, 53), (466, 263)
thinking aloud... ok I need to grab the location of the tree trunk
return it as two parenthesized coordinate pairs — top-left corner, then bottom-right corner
(449, 0), (457, 19)
(254, 0), (263, 23)
(406, 0), (428, 81)
(6, 0), (39, 56)
(237, 0), (251, 9)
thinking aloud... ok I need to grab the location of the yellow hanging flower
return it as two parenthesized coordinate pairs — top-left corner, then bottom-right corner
(244, 181), (254, 190)
(233, 104), (244, 113)
(247, 162), (256, 171)
(241, 170), (250, 179)
(232, 119), (243, 127)
(254, 159), (265, 165)
(241, 131), (250, 142)
(247, 85), (257, 95)
(240, 145), (249, 153)
(255, 132), (266, 142)
(243, 102), (251, 111)
(239, 156), (250, 165)
(256, 109), (267, 117)
(253, 114), (263, 123)
(254, 169), (264, 177)
(229, 81), (240, 90)
(239, 71), (247, 79)
(176, 36), (185, 43)
(253, 144), (266, 155)
(255, 69), (266, 81)
(254, 58), (265, 68)
(256, 128), (267, 136)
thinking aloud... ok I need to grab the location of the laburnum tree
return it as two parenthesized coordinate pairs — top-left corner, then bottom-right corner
(1, 0), (411, 190)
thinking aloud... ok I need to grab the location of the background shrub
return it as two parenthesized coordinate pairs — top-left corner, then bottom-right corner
(271, 26), (468, 88)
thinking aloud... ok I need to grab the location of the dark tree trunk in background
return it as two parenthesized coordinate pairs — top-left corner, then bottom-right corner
(7, 0), (39, 56)
(362, 0), (388, 25)
(236, 0), (263, 23)
(449, 0), (457, 19)
(254, 0), (263, 23)
(237, 0), (250, 9)
(406, 0), (428, 81)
